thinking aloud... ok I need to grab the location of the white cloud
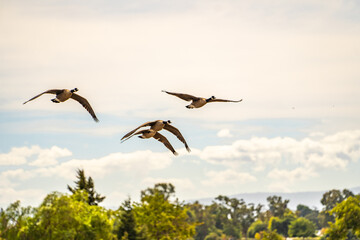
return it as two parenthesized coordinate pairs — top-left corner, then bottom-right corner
(0, 146), (38, 165)
(268, 167), (317, 182)
(0, 146), (175, 185)
(0, 145), (71, 166)
(142, 177), (195, 191)
(0, 148), (174, 191)
(104, 191), (129, 208)
(197, 130), (360, 172)
(217, 129), (233, 138)
(29, 146), (72, 166)
(1, 169), (36, 181)
(0, 129), (359, 206)
(0, 187), (46, 207)
(267, 181), (291, 192)
(267, 167), (318, 192)
(198, 137), (293, 170)
(35, 150), (173, 180)
(202, 169), (257, 186)
(0, 148), (174, 207)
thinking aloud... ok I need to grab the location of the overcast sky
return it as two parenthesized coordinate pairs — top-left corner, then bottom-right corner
(1, 0), (360, 208)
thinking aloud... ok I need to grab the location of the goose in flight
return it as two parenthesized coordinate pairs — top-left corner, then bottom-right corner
(123, 129), (179, 155)
(121, 120), (191, 154)
(23, 88), (99, 122)
(162, 90), (242, 109)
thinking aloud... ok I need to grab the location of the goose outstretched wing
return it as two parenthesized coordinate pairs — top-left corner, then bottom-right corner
(23, 89), (62, 104)
(162, 90), (199, 102)
(121, 121), (157, 140)
(153, 132), (178, 156)
(164, 124), (191, 152)
(70, 93), (99, 122)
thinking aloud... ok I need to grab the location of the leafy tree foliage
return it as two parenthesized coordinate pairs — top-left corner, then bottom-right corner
(327, 195), (360, 239)
(67, 169), (105, 206)
(268, 217), (284, 237)
(21, 191), (116, 240)
(267, 195), (289, 218)
(255, 230), (283, 240)
(319, 188), (354, 227)
(321, 189), (354, 211)
(296, 204), (320, 228)
(186, 201), (225, 240)
(3, 176), (358, 240)
(288, 217), (316, 238)
(297, 204), (313, 217)
(134, 183), (196, 240)
(247, 220), (267, 238)
(203, 231), (226, 240)
(140, 183), (175, 201)
(0, 201), (32, 240)
(268, 210), (296, 238)
(215, 195), (262, 239)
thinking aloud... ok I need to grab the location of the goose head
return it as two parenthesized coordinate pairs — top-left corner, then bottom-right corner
(163, 120), (172, 124)
(71, 88), (79, 93)
(206, 96), (216, 102)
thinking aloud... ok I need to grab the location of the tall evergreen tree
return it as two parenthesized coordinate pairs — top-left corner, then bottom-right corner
(116, 198), (142, 240)
(67, 169), (105, 206)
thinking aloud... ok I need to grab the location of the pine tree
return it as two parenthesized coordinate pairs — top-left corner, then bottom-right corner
(116, 198), (140, 240)
(67, 169), (105, 206)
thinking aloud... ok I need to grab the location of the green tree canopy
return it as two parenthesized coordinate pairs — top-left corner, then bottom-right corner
(256, 230), (283, 240)
(267, 195), (289, 218)
(186, 201), (222, 240)
(247, 220), (267, 238)
(296, 204), (312, 217)
(268, 211), (296, 238)
(21, 191), (115, 240)
(327, 195), (360, 239)
(215, 195), (261, 239)
(288, 217), (316, 238)
(320, 188), (354, 227)
(67, 169), (105, 206)
(321, 189), (354, 211)
(140, 182), (175, 200)
(134, 183), (196, 240)
(296, 204), (320, 228)
(0, 201), (32, 240)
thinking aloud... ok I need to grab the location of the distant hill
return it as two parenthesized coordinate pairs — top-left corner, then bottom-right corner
(190, 186), (360, 210)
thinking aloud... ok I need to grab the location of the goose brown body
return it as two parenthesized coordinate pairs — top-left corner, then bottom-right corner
(54, 89), (73, 102)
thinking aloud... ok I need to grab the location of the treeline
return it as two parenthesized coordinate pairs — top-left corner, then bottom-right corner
(1, 169), (360, 240)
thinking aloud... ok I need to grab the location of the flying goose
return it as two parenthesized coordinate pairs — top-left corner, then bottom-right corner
(121, 120), (190, 152)
(123, 129), (179, 155)
(23, 88), (99, 122)
(121, 120), (191, 154)
(162, 90), (242, 109)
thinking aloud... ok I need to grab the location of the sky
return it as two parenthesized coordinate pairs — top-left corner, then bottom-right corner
(1, 0), (360, 209)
